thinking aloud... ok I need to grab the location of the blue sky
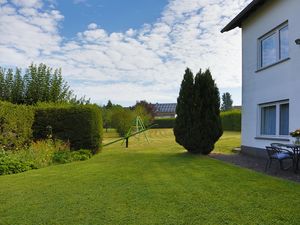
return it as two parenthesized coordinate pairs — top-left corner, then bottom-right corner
(58, 0), (169, 37)
(0, 0), (251, 106)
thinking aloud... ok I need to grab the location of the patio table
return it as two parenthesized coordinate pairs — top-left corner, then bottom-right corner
(283, 144), (300, 172)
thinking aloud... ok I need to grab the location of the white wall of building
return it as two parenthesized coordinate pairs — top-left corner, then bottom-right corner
(241, 0), (300, 150)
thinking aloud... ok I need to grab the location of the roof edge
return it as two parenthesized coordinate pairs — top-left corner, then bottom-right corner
(221, 0), (267, 33)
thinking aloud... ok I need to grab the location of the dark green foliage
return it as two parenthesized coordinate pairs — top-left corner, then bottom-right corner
(11, 69), (24, 104)
(221, 92), (233, 111)
(153, 118), (175, 128)
(33, 104), (103, 153)
(0, 68), (5, 100)
(0, 151), (35, 175)
(4, 69), (13, 102)
(221, 110), (241, 131)
(173, 68), (194, 148)
(174, 68), (223, 154)
(0, 101), (35, 150)
(105, 100), (113, 109)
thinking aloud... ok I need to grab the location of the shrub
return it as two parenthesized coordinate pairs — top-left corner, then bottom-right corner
(221, 110), (241, 131)
(52, 149), (92, 164)
(174, 68), (223, 154)
(153, 118), (175, 128)
(111, 108), (135, 136)
(52, 151), (73, 164)
(0, 150), (35, 175)
(33, 104), (103, 153)
(0, 101), (34, 150)
(14, 139), (70, 168)
(71, 149), (92, 161)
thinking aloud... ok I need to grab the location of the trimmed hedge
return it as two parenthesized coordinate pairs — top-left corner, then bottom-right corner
(0, 101), (35, 150)
(220, 110), (241, 132)
(33, 104), (103, 153)
(152, 110), (241, 132)
(153, 118), (176, 129)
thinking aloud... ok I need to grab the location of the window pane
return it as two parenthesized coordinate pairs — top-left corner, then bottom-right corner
(261, 106), (276, 135)
(280, 26), (289, 59)
(261, 33), (277, 67)
(280, 103), (289, 135)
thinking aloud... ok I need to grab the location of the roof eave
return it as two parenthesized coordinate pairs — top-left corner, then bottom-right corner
(221, 0), (267, 33)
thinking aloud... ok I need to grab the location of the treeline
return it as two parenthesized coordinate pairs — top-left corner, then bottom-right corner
(0, 63), (89, 105)
(102, 100), (154, 136)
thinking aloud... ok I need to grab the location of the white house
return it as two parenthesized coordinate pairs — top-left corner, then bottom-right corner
(222, 0), (300, 157)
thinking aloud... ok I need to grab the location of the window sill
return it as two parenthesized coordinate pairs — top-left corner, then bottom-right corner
(255, 136), (290, 142)
(256, 57), (290, 73)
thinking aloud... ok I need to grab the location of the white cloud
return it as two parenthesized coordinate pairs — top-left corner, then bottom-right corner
(11, 0), (43, 8)
(87, 23), (97, 30)
(0, 0), (252, 106)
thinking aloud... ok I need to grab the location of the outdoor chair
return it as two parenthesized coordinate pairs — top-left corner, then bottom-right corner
(265, 146), (293, 171)
(270, 143), (293, 155)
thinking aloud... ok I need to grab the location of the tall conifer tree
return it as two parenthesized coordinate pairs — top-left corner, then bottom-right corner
(173, 68), (194, 147)
(174, 68), (223, 154)
(11, 68), (24, 104)
(0, 68), (5, 100)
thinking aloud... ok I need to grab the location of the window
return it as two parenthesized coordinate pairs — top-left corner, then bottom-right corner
(280, 103), (289, 135)
(259, 101), (289, 136)
(261, 105), (276, 135)
(279, 26), (289, 59)
(261, 34), (277, 67)
(259, 23), (289, 68)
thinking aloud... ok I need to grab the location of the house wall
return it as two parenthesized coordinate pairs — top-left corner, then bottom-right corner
(241, 0), (300, 155)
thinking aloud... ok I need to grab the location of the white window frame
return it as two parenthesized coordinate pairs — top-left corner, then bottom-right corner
(258, 22), (289, 69)
(257, 100), (289, 137)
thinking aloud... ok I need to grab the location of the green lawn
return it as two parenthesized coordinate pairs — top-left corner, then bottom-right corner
(0, 129), (299, 225)
(214, 131), (241, 154)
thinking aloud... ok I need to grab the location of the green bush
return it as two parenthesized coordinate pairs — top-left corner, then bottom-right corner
(32, 104), (103, 153)
(221, 110), (241, 131)
(0, 101), (35, 150)
(0, 150), (35, 175)
(52, 151), (73, 164)
(111, 108), (135, 136)
(153, 118), (175, 128)
(52, 149), (92, 164)
(71, 149), (92, 161)
(14, 139), (70, 168)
